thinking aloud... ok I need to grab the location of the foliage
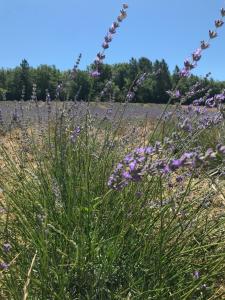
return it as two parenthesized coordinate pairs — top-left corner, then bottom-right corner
(0, 58), (225, 103)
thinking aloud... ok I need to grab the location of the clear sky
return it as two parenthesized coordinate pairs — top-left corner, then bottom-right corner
(0, 0), (225, 80)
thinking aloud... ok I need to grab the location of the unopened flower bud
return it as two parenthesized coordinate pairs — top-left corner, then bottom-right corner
(102, 42), (109, 49)
(221, 8), (225, 17)
(112, 21), (120, 28)
(117, 15), (125, 22)
(97, 52), (105, 60)
(200, 40), (210, 50)
(192, 48), (202, 61)
(105, 34), (112, 43)
(215, 19), (224, 27)
(209, 30), (217, 39)
(120, 9), (127, 17)
(184, 59), (195, 70)
(109, 25), (116, 34)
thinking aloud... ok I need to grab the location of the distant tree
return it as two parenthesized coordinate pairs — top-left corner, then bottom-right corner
(138, 57), (153, 73)
(172, 65), (180, 87)
(34, 65), (62, 100)
(68, 70), (92, 101)
(152, 59), (172, 103)
(19, 59), (32, 100)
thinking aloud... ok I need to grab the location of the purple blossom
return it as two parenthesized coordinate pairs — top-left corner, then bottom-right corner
(109, 25), (116, 34)
(176, 175), (184, 183)
(129, 161), (137, 171)
(122, 171), (132, 179)
(217, 144), (225, 155)
(209, 30), (217, 39)
(0, 262), (9, 270)
(70, 126), (81, 143)
(102, 42), (109, 49)
(215, 19), (224, 27)
(112, 21), (120, 29)
(90, 70), (101, 78)
(205, 97), (215, 108)
(3, 243), (11, 253)
(169, 159), (183, 171)
(126, 91), (135, 102)
(104, 34), (113, 43)
(179, 68), (190, 78)
(184, 59), (195, 70)
(194, 271), (200, 279)
(200, 40), (210, 50)
(192, 48), (202, 61)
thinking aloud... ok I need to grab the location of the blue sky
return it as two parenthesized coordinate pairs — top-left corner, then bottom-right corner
(0, 0), (225, 80)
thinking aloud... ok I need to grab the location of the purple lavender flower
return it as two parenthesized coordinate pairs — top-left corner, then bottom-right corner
(70, 126), (81, 143)
(209, 30), (217, 39)
(104, 34), (113, 43)
(194, 271), (200, 279)
(112, 21), (120, 29)
(90, 70), (101, 78)
(184, 59), (195, 70)
(126, 91), (135, 102)
(193, 98), (204, 106)
(176, 175), (184, 183)
(214, 93), (225, 102)
(204, 148), (217, 159)
(179, 68), (190, 77)
(192, 48), (202, 61)
(91, 4), (128, 75)
(3, 243), (11, 253)
(216, 144), (225, 155)
(175, 90), (181, 98)
(122, 171), (132, 179)
(129, 161), (137, 171)
(169, 159), (183, 171)
(215, 19), (224, 27)
(96, 52), (105, 60)
(102, 42), (109, 49)
(109, 25), (116, 34)
(200, 40), (210, 50)
(205, 97), (215, 108)
(0, 262), (9, 270)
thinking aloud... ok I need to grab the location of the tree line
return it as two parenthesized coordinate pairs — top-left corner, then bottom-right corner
(0, 57), (224, 103)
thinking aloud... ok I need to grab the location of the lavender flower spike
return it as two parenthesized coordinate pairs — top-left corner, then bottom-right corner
(221, 8), (225, 17)
(90, 70), (101, 78)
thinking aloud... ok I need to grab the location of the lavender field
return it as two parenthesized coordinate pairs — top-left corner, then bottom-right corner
(0, 2), (225, 300)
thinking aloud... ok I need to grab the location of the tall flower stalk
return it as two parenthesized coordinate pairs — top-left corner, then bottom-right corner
(90, 4), (129, 77)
